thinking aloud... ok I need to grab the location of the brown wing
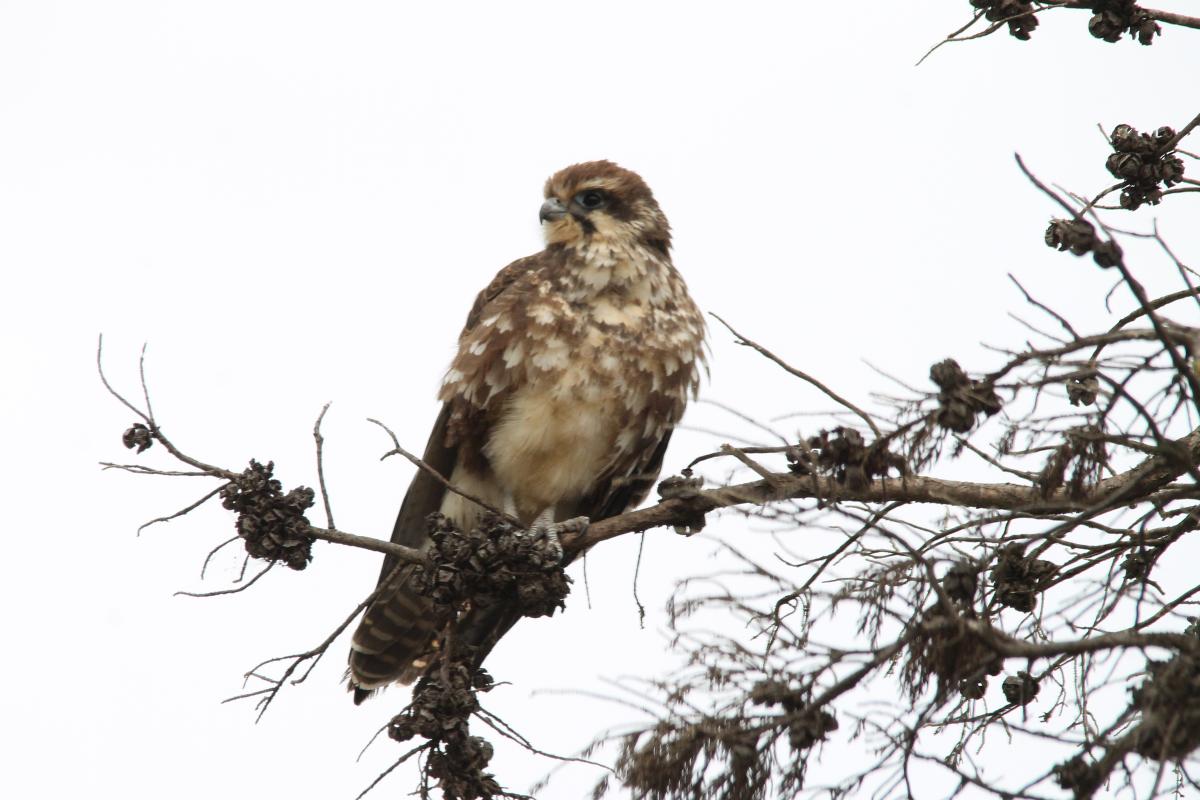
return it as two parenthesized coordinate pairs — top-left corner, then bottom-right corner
(462, 253), (543, 333)
(567, 428), (675, 523)
(347, 256), (541, 703)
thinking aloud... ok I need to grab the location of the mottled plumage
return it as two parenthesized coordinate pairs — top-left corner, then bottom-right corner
(348, 161), (705, 701)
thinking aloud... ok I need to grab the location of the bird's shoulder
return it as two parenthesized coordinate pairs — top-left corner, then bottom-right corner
(461, 249), (564, 335)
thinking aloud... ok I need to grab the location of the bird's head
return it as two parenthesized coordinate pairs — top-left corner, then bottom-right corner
(539, 160), (671, 254)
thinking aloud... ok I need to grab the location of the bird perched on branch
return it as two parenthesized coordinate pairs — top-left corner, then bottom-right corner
(348, 161), (706, 702)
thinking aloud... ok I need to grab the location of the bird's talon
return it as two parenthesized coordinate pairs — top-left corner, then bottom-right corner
(532, 517), (589, 563)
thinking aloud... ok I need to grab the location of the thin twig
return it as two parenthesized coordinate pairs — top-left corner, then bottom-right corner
(174, 562), (274, 598)
(225, 568), (400, 720)
(200, 536), (241, 580)
(354, 745), (428, 800)
(313, 402), (336, 530)
(137, 485), (226, 535)
(710, 313), (883, 439)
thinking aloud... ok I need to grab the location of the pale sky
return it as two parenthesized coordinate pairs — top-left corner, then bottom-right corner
(2, 2), (1198, 798)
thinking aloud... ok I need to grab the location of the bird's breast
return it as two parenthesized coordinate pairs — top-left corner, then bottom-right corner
(484, 374), (621, 523)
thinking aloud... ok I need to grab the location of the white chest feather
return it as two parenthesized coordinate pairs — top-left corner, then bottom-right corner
(484, 380), (620, 522)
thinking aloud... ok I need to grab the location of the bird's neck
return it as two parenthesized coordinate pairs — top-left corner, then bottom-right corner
(555, 238), (678, 309)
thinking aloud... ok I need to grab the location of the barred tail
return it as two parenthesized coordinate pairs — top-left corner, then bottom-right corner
(348, 568), (440, 703)
(348, 403), (460, 704)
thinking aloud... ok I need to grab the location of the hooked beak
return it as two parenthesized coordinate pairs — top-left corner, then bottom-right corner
(539, 197), (567, 223)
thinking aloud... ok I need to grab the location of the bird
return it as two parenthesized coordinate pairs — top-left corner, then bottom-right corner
(347, 160), (706, 703)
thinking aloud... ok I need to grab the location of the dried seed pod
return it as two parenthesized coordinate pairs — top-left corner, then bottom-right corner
(959, 676), (988, 700)
(969, 0), (1039, 40)
(1160, 155), (1185, 185)
(1002, 671), (1040, 705)
(749, 679), (807, 713)
(930, 359), (1001, 433)
(1087, 2), (1161, 45)
(1110, 124), (1139, 152)
(1119, 186), (1143, 210)
(992, 543), (1057, 613)
(1127, 650), (1200, 759)
(1045, 217), (1124, 267)
(1091, 239), (1123, 268)
(943, 561), (980, 607)
(749, 680), (789, 707)
(1045, 218), (1096, 256)
(1089, 10), (1125, 43)
(1106, 151), (1143, 179)
(787, 709), (839, 750)
(122, 422), (154, 453)
(1054, 755), (1103, 796)
(1122, 549), (1154, 581)
(1134, 15), (1161, 45)
(1066, 373), (1099, 406)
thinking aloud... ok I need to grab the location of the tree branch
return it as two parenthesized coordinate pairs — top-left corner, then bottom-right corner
(564, 425), (1200, 553)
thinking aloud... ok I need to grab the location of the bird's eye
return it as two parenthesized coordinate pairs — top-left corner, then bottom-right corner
(575, 190), (607, 210)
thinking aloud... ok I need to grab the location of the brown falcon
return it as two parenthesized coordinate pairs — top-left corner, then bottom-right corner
(348, 161), (706, 702)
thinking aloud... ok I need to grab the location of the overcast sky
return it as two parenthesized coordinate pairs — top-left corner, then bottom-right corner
(2, 2), (1198, 798)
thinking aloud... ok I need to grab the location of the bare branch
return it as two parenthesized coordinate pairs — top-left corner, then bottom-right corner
(313, 402), (336, 530)
(710, 313), (883, 439)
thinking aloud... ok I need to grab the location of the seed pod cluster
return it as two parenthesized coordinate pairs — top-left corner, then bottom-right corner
(969, 0), (1039, 41)
(958, 676), (987, 700)
(942, 561), (980, 608)
(959, 656), (1003, 700)
(991, 542), (1056, 612)
(412, 513), (571, 619)
(904, 606), (1004, 702)
(1044, 218), (1123, 268)
(389, 662), (501, 799)
(929, 359), (1002, 434)
(785, 709), (839, 751)
(1105, 123), (1185, 210)
(1087, 1), (1161, 45)
(787, 427), (906, 488)
(1127, 649), (1200, 760)
(1054, 755), (1104, 797)
(1121, 548), (1155, 582)
(749, 680), (801, 710)
(219, 460), (315, 570)
(1066, 372), (1100, 406)
(749, 682), (839, 750)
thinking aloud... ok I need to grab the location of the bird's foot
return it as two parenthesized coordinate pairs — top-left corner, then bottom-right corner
(531, 516), (589, 564)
